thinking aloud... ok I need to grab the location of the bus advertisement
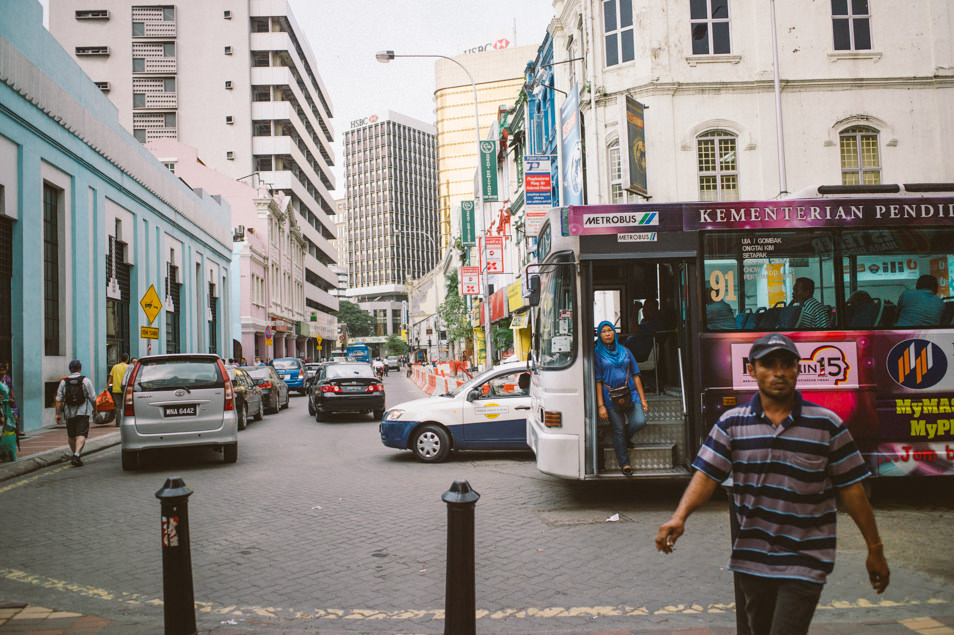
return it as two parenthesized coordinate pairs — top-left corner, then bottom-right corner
(525, 185), (954, 480)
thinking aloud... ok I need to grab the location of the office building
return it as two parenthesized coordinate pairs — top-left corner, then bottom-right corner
(49, 0), (339, 357)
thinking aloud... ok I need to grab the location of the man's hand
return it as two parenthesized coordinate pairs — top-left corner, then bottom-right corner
(866, 545), (890, 593)
(655, 518), (684, 554)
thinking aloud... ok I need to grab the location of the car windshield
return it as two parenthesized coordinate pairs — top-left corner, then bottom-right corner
(136, 360), (222, 391)
(325, 364), (375, 379)
(272, 360), (300, 370)
(242, 367), (272, 380)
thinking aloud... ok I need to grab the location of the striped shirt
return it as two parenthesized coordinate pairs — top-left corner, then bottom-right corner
(692, 391), (869, 583)
(798, 296), (830, 329)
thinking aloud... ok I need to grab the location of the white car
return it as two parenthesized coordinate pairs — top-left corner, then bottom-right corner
(379, 361), (531, 462)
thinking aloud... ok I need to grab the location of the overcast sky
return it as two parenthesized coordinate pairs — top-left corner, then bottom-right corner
(288, 0), (556, 195)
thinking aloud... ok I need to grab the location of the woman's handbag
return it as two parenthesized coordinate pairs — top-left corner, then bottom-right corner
(608, 372), (635, 413)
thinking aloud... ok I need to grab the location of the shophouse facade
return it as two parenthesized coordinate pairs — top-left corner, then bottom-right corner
(0, 2), (233, 431)
(49, 0), (339, 360)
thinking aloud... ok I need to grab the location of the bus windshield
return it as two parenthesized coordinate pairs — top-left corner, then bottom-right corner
(536, 254), (576, 369)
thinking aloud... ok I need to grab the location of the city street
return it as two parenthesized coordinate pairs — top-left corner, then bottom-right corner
(1, 372), (953, 634)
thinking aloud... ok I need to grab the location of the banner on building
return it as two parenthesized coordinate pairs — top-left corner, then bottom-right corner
(480, 140), (499, 201)
(619, 95), (648, 196)
(524, 154), (553, 237)
(460, 200), (476, 246)
(460, 266), (481, 295)
(473, 327), (486, 366)
(481, 236), (505, 274)
(560, 84), (584, 205)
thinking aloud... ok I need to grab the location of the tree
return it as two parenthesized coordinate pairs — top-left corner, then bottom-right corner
(385, 334), (407, 356)
(437, 270), (472, 346)
(334, 301), (374, 338)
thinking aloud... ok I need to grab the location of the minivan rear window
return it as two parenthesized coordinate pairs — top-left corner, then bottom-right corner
(136, 360), (223, 391)
(272, 359), (301, 370)
(326, 364), (374, 379)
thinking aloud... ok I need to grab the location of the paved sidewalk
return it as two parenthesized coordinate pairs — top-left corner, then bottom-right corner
(0, 420), (120, 483)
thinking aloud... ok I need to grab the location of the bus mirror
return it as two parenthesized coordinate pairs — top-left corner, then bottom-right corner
(527, 275), (541, 307)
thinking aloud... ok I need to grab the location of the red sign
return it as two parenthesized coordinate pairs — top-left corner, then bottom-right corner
(525, 174), (551, 191)
(460, 266), (480, 296)
(481, 236), (505, 274)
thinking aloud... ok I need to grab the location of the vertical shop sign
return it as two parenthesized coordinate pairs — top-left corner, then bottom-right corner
(482, 236), (505, 274)
(524, 154), (553, 237)
(480, 140), (499, 201)
(561, 84), (584, 205)
(620, 95), (647, 196)
(460, 201), (476, 246)
(460, 266), (481, 295)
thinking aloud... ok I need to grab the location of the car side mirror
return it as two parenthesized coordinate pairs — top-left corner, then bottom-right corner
(527, 275), (541, 307)
(466, 389), (480, 402)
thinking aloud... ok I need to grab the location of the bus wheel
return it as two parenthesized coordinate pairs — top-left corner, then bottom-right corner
(412, 424), (450, 462)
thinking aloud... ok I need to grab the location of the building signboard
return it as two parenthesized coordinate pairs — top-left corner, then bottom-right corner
(460, 201), (476, 246)
(460, 266), (481, 295)
(620, 95), (648, 196)
(480, 140), (499, 201)
(482, 236), (505, 273)
(524, 154), (553, 236)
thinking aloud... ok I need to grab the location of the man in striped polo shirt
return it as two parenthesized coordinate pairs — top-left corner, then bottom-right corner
(655, 333), (889, 634)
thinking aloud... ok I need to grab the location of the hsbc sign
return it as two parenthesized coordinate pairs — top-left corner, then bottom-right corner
(461, 37), (511, 55)
(350, 114), (381, 129)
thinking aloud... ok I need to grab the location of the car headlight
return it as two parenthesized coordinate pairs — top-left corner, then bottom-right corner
(384, 409), (404, 421)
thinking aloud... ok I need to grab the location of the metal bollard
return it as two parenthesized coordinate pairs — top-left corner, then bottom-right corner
(155, 477), (197, 635)
(442, 479), (480, 635)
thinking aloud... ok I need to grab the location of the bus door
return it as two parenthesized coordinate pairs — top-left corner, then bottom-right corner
(583, 256), (698, 476)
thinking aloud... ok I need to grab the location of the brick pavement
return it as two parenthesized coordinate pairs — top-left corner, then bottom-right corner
(1, 375), (952, 634)
(0, 421), (120, 483)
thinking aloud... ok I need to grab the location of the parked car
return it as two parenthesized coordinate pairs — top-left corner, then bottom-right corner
(308, 362), (384, 421)
(379, 361), (531, 462)
(386, 356), (400, 371)
(270, 357), (307, 394)
(242, 365), (289, 414)
(227, 366), (264, 430)
(119, 354), (238, 470)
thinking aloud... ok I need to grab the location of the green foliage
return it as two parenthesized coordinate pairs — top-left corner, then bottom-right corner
(334, 301), (374, 338)
(385, 334), (408, 356)
(492, 321), (513, 351)
(438, 270), (472, 344)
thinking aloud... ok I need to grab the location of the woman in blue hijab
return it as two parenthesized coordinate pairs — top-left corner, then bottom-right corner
(594, 321), (648, 476)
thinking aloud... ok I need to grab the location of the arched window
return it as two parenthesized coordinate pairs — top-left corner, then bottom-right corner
(697, 129), (738, 201)
(608, 141), (627, 203)
(840, 125), (881, 185)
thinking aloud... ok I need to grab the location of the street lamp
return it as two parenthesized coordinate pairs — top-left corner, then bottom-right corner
(376, 49), (494, 370)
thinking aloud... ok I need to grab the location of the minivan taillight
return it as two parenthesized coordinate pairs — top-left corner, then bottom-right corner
(217, 359), (235, 412)
(123, 362), (140, 417)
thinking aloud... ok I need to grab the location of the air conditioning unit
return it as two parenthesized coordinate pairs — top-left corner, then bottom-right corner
(224, 10), (232, 19)
(224, 46), (233, 55)
(226, 151), (235, 160)
(94, 81), (110, 92)
(225, 115), (234, 124)
(225, 80), (233, 89)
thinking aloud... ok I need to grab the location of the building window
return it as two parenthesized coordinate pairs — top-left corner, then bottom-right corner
(132, 57), (145, 72)
(43, 183), (61, 356)
(225, 80), (233, 89)
(832, 0), (871, 50)
(252, 51), (270, 67)
(608, 141), (627, 204)
(224, 10), (232, 19)
(255, 156), (272, 172)
(163, 77), (175, 91)
(75, 46), (109, 56)
(163, 42), (175, 57)
(133, 93), (145, 108)
(697, 129), (738, 201)
(603, 0), (634, 66)
(252, 87), (271, 102)
(840, 125), (880, 185)
(132, 22), (144, 36)
(253, 121), (271, 136)
(224, 46), (233, 55)
(162, 7), (174, 21)
(690, 0), (731, 55)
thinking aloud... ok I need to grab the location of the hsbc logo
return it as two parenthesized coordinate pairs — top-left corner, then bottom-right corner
(350, 114), (381, 129)
(463, 38), (512, 55)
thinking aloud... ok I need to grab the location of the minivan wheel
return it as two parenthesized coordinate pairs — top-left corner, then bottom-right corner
(237, 404), (248, 430)
(121, 450), (139, 471)
(223, 443), (238, 463)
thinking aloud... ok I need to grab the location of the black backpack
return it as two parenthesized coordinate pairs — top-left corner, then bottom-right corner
(64, 376), (86, 406)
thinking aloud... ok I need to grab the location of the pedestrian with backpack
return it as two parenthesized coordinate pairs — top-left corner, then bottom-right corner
(55, 359), (96, 467)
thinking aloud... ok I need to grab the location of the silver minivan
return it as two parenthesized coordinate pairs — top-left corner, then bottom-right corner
(120, 354), (238, 470)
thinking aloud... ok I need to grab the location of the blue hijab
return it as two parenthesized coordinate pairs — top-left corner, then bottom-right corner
(595, 320), (628, 366)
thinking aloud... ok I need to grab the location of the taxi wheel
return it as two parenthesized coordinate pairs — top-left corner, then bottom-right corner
(412, 424), (450, 463)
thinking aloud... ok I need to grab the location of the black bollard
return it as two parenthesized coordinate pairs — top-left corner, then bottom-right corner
(442, 479), (480, 635)
(155, 477), (196, 635)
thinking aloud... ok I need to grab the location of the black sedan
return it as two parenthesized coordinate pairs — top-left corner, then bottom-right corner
(241, 365), (289, 414)
(227, 367), (264, 430)
(307, 362), (384, 421)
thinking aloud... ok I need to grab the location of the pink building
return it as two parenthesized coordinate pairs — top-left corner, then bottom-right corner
(146, 139), (328, 362)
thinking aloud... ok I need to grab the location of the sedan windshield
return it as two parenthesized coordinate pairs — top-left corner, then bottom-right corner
(272, 360), (300, 370)
(242, 367), (273, 380)
(325, 364), (375, 379)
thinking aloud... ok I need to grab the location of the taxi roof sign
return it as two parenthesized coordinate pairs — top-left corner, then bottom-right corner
(140, 284), (162, 324)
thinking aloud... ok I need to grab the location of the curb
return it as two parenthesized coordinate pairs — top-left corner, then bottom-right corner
(0, 432), (121, 484)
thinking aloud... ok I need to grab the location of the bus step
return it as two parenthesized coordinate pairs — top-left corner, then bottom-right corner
(645, 396), (682, 421)
(638, 422), (683, 446)
(603, 444), (675, 471)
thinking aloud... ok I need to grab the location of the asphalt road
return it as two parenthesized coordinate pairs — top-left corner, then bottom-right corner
(1, 371), (953, 633)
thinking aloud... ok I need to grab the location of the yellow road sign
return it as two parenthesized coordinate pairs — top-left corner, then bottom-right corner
(315, 334), (322, 345)
(140, 285), (163, 324)
(141, 326), (159, 340)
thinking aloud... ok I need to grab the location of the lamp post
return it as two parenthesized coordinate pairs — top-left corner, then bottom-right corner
(377, 50), (494, 370)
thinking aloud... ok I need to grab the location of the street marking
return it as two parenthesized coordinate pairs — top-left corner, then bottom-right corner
(1, 567), (950, 623)
(901, 617), (954, 634)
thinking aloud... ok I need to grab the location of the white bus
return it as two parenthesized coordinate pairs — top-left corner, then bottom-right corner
(525, 185), (954, 480)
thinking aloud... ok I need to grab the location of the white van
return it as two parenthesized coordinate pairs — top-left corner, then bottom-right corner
(379, 361), (531, 462)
